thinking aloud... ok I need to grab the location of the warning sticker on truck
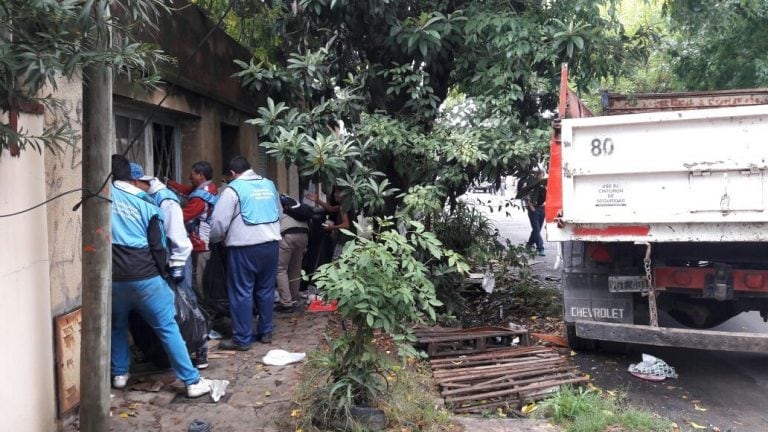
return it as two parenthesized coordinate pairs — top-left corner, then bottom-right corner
(595, 183), (626, 207)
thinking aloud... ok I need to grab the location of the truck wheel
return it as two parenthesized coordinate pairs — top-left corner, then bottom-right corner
(565, 323), (597, 351)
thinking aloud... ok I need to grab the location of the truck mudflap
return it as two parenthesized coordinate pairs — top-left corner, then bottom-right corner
(575, 321), (768, 353)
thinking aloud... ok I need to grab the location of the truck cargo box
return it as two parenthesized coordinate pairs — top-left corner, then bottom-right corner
(548, 96), (768, 242)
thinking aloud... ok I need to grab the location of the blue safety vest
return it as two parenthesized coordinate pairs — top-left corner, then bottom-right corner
(111, 182), (166, 249)
(227, 176), (280, 225)
(189, 189), (218, 207)
(151, 188), (180, 207)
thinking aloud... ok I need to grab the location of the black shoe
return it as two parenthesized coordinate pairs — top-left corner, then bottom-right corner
(274, 304), (296, 313)
(258, 333), (272, 344)
(194, 353), (209, 369)
(219, 339), (251, 351)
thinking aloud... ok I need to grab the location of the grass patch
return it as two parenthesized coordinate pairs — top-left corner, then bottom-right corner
(536, 386), (673, 432)
(282, 349), (455, 432)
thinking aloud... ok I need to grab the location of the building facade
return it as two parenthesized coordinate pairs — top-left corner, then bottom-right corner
(0, 2), (295, 430)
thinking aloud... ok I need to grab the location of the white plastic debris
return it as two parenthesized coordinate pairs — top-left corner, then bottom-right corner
(262, 349), (307, 366)
(628, 354), (678, 381)
(209, 379), (229, 402)
(482, 271), (495, 294)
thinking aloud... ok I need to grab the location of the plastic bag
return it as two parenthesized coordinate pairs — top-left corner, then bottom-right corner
(628, 353), (678, 381)
(172, 281), (210, 354)
(262, 349), (306, 366)
(128, 281), (210, 368)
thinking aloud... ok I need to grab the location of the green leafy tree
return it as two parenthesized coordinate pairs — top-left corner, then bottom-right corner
(224, 0), (654, 217)
(0, 0), (170, 155)
(663, 0), (768, 90)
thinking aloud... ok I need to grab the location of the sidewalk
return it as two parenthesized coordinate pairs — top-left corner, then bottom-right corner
(100, 306), (564, 432)
(107, 310), (330, 432)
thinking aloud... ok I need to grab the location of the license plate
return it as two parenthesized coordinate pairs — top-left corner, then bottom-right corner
(608, 276), (649, 293)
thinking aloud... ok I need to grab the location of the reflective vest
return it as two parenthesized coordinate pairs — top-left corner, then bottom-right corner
(228, 177), (280, 225)
(151, 188), (180, 206)
(111, 182), (165, 249)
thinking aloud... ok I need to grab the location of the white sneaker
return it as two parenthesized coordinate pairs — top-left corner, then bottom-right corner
(187, 377), (212, 398)
(112, 373), (130, 389)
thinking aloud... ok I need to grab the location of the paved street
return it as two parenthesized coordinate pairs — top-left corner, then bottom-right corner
(467, 190), (768, 431)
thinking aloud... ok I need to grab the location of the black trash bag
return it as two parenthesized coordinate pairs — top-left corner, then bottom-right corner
(128, 281), (210, 369)
(173, 280), (210, 354)
(201, 243), (230, 318)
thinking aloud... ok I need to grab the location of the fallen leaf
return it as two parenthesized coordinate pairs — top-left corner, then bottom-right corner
(265, 390), (271, 397)
(694, 403), (708, 412)
(606, 390), (617, 396)
(119, 413), (129, 419)
(291, 409), (301, 418)
(521, 403), (538, 414)
(712, 427), (721, 432)
(690, 421), (707, 429)
(570, 350), (577, 356)
(587, 383), (601, 393)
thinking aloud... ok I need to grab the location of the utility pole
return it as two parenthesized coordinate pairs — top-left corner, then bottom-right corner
(80, 0), (113, 429)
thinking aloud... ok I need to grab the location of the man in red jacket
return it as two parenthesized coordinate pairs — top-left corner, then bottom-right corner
(168, 161), (219, 300)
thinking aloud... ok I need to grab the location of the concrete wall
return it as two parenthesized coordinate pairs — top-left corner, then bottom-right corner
(0, 113), (57, 431)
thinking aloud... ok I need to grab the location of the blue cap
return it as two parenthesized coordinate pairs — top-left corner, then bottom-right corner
(130, 163), (153, 181)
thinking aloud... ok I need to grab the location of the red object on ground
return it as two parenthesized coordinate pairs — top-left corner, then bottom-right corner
(307, 299), (337, 312)
(630, 372), (666, 382)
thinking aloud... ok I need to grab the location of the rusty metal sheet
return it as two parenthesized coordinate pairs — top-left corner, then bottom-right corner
(55, 308), (81, 416)
(602, 88), (768, 115)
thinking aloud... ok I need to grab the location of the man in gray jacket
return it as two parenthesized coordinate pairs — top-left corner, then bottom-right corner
(210, 156), (281, 350)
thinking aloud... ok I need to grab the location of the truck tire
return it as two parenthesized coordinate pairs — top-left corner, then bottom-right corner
(565, 323), (597, 351)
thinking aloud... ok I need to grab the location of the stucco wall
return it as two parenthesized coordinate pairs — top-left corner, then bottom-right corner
(45, 77), (84, 316)
(0, 113), (57, 431)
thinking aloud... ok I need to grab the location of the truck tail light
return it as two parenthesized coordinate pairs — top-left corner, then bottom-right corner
(743, 273), (765, 290)
(588, 243), (612, 263)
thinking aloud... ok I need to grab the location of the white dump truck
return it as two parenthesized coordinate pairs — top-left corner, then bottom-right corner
(546, 65), (768, 351)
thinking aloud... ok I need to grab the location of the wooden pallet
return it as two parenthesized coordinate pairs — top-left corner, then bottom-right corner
(414, 325), (530, 357)
(428, 345), (587, 414)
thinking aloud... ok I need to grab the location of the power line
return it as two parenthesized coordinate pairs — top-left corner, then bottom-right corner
(0, 188), (110, 218)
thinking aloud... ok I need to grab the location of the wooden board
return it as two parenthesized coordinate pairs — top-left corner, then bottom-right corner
(55, 308), (82, 416)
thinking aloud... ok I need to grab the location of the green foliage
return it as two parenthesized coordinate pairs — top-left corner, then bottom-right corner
(0, 0), (170, 155)
(223, 0), (654, 218)
(432, 202), (503, 267)
(537, 386), (671, 432)
(309, 218), (467, 413)
(664, 0), (768, 90)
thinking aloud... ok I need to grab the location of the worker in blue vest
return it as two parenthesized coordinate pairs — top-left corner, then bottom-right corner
(110, 154), (211, 398)
(130, 163), (209, 369)
(210, 156), (281, 350)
